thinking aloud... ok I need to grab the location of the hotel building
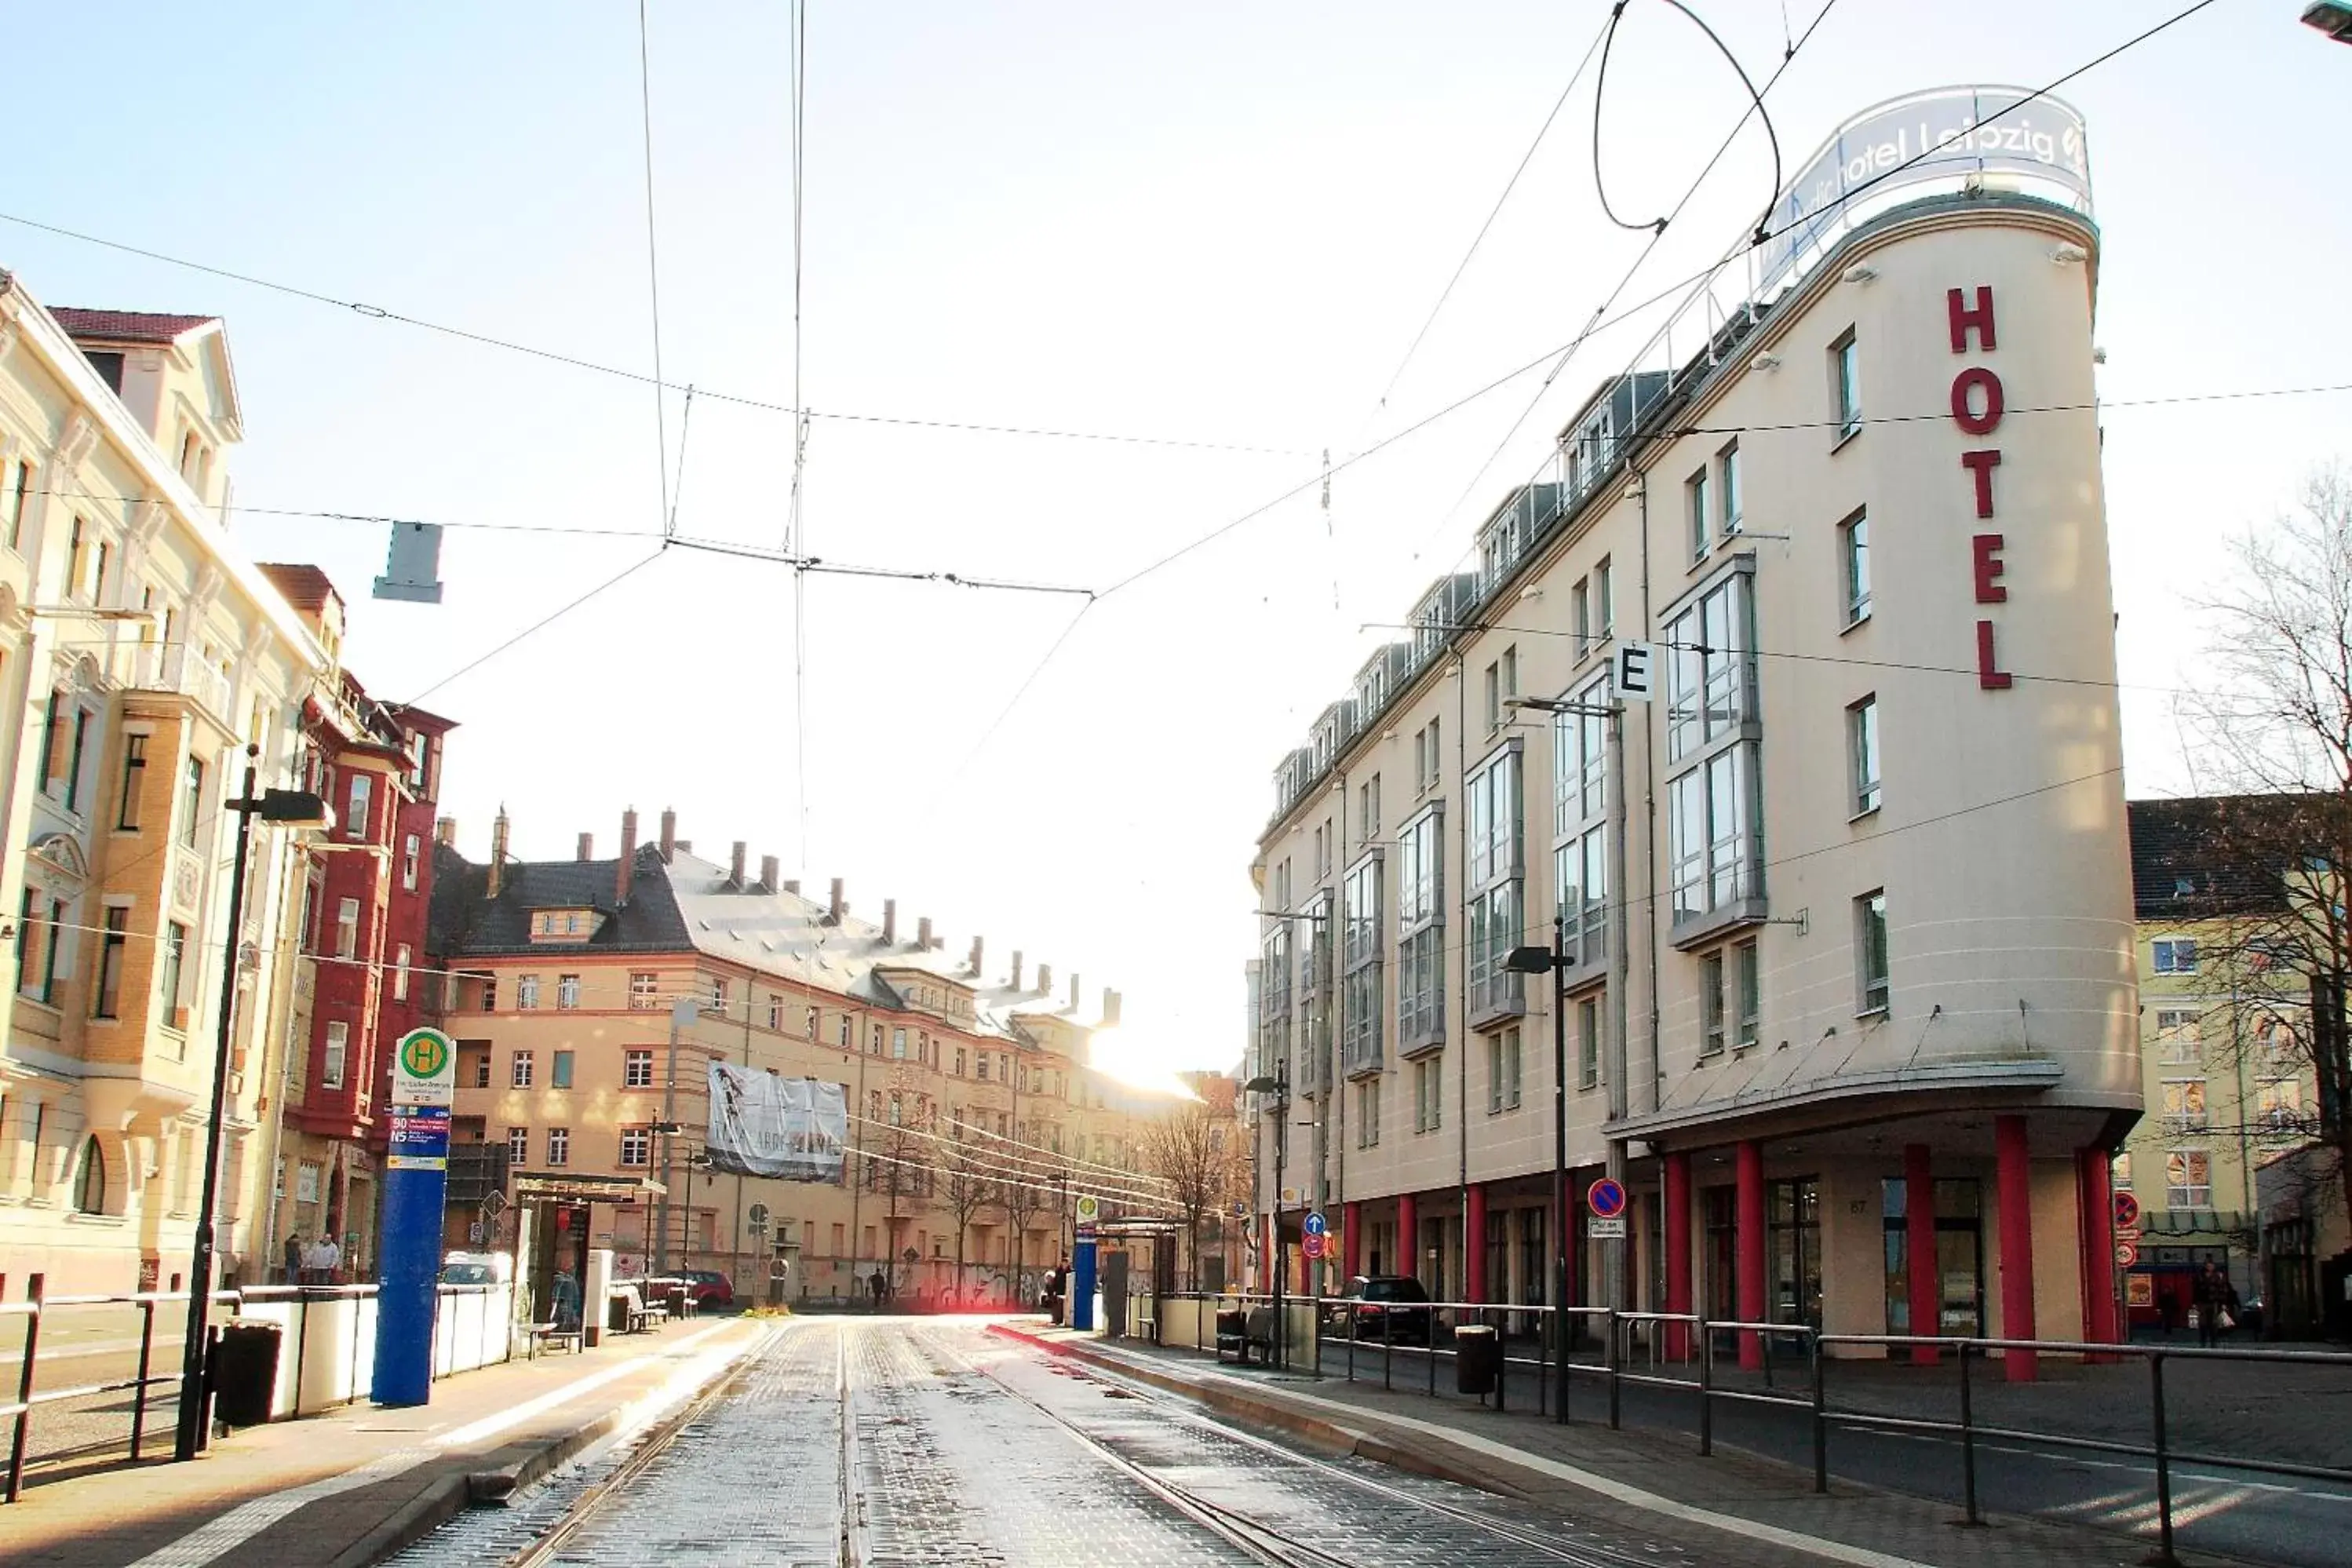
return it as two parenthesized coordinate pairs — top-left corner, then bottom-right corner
(1250, 90), (2139, 1371)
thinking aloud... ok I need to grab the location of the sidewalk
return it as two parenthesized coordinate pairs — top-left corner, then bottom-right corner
(990, 1321), (2251, 1568)
(5, 1314), (771, 1568)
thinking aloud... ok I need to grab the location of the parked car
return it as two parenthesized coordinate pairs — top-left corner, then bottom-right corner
(683, 1268), (735, 1309)
(439, 1250), (512, 1286)
(1324, 1274), (1434, 1344)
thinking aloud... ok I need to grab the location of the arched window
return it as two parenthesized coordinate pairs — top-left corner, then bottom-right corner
(73, 1137), (105, 1214)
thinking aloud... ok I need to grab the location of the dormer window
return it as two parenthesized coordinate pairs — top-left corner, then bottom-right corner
(529, 907), (604, 944)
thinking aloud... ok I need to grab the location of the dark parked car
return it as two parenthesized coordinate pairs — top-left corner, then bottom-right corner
(1325, 1274), (1434, 1344)
(683, 1269), (735, 1309)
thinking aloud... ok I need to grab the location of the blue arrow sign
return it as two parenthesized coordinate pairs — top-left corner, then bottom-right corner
(1587, 1177), (1628, 1219)
(1303, 1211), (1328, 1237)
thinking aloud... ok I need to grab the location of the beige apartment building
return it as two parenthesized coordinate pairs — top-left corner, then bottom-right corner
(1253, 89), (2140, 1372)
(0, 282), (332, 1296)
(428, 808), (1182, 1305)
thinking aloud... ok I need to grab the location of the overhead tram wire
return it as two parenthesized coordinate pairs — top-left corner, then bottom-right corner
(403, 547), (666, 706)
(1593, 0), (1784, 242)
(0, 208), (1311, 459)
(1356, 10), (1614, 430)
(636, 0), (673, 545)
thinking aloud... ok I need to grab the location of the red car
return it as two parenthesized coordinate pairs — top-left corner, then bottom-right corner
(683, 1269), (735, 1309)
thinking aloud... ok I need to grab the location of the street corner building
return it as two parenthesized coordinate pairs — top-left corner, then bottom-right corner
(1249, 88), (2139, 1374)
(0, 278), (406, 1296)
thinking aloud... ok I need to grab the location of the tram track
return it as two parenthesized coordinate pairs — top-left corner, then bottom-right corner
(920, 1326), (1679, 1568)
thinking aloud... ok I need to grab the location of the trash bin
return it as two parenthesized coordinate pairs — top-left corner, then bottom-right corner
(1453, 1324), (1501, 1396)
(210, 1320), (282, 1428)
(664, 1285), (689, 1318)
(608, 1292), (634, 1333)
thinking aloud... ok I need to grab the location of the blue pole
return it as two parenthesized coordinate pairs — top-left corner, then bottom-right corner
(1070, 1237), (1098, 1331)
(372, 1155), (448, 1404)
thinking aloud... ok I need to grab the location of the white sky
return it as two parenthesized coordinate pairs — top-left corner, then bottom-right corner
(8, 2), (2347, 1079)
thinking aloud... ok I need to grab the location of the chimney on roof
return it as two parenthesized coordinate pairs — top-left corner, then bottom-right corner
(577, 832), (593, 862)
(829, 878), (845, 923)
(968, 935), (984, 975)
(760, 855), (779, 892)
(659, 808), (676, 862)
(883, 899), (898, 945)
(784, 878), (800, 896)
(1104, 989), (1121, 1026)
(1037, 963), (1052, 997)
(617, 808), (639, 905)
(730, 841), (746, 887)
(1070, 972), (1081, 1011)
(488, 807), (510, 899)
(918, 916), (934, 950)
(436, 815), (458, 848)
(1011, 950), (1024, 990)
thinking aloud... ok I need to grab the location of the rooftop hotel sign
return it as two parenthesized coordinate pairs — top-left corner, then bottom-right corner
(1759, 88), (2090, 291)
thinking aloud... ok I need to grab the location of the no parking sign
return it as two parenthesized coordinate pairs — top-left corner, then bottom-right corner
(1587, 1177), (1628, 1240)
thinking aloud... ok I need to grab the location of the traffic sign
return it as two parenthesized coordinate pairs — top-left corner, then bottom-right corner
(2113, 1191), (2140, 1230)
(1587, 1178), (1628, 1219)
(393, 1027), (455, 1107)
(1302, 1234), (1329, 1261)
(2116, 1240), (2139, 1269)
(386, 1105), (451, 1172)
(1589, 1216), (1628, 1240)
(1074, 1194), (1101, 1228)
(1303, 1211), (1328, 1238)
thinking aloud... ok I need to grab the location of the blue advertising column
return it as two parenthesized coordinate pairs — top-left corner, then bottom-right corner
(1070, 1193), (1099, 1332)
(374, 1027), (455, 1406)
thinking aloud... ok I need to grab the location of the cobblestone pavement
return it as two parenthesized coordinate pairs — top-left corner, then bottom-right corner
(388, 1318), (1747, 1568)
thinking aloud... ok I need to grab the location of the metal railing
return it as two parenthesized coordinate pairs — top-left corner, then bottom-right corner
(1150, 1293), (2352, 1565)
(2, 1278), (517, 1503)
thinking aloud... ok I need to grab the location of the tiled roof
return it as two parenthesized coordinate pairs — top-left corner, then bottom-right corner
(2126, 795), (2299, 921)
(49, 308), (219, 345)
(257, 563), (342, 614)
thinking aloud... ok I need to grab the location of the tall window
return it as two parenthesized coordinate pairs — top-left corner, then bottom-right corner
(1465, 746), (1523, 1022)
(517, 973), (541, 1009)
(1840, 510), (1871, 625)
(1552, 673), (1610, 967)
(159, 922), (187, 1018)
(1832, 329), (1862, 440)
(36, 692), (65, 796)
(2151, 939), (2198, 975)
(334, 897), (360, 959)
(892, 1027), (907, 1059)
(2165, 1150), (2211, 1210)
(545, 1127), (569, 1167)
(619, 1127), (651, 1167)
(2161, 1078), (2208, 1132)
(1665, 572), (1754, 764)
(1342, 855), (1384, 1075)
(1595, 558), (1614, 637)
(1577, 995), (1600, 1089)
(2156, 1009), (2204, 1064)
(556, 972), (580, 1009)
(1687, 465), (1711, 561)
(1355, 1078), (1381, 1147)
(402, 833), (421, 891)
(625, 1048), (655, 1088)
(323, 1021), (348, 1088)
(1735, 940), (1760, 1050)
(552, 1050), (574, 1088)
(506, 1126), (529, 1165)
(512, 1050), (534, 1088)
(82, 905), (130, 1019)
(73, 1138), (105, 1215)
(1858, 891), (1890, 1013)
(1397, 806), (1446, 1049)
(1358, 773), (1380, 840)
(629, 971), (658, 1008)
(393, 945), (412, 1001)
(1700, 950), (1726, 1058)
(1719, 442), (1742, 537)
(59, 705), (89, 813)
(181, 756), (204, 848)
(1486, 1026), (1522, 1113)
(3, 459), (29, 551)
(1413, 1055), (1443, 1133)
(1849, 695), (1880, 815)
(1573, 577), (1592, 653)
(345, 772), (371, 840)
(768, 993), (785, 1030)
(118, 735), (148, 830)
(1668, 746), (1759, 923)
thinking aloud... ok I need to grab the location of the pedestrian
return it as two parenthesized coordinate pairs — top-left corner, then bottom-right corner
(2193, 1260), (2237, 1347)
(869, 1267), (888, 1309)
(549, 1266), (582, 1332)
(2157, 1284), (2180, 1338)
(318, 1233), (344, 1285)
(283, 1233), (303, 1286)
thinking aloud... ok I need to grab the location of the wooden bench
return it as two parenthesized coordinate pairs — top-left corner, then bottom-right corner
(527, 1321), (583, 1357)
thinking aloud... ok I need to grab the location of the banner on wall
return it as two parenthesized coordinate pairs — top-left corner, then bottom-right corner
(706, 1063), (848, 1181)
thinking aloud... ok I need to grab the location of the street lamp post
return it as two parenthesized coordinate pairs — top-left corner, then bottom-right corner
(1242, 1062), (1289, 1369)
(173, 747), (330, 1462)
(655, 998), (699, 1274)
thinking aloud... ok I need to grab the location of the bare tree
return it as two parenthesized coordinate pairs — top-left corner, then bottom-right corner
(941, 1145), (997, 1305)
(873, 1125), (932, 1293)
(1000, 1171), (1045, 1306)
(1140, 1098), (1246, 1290)
(2177, 465), (2352, 1245)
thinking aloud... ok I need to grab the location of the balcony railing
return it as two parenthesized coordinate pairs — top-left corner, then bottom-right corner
(119, 641), (235, 725)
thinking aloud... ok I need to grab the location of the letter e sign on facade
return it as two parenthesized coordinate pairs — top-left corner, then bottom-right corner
(1949, 286), (2011, 691)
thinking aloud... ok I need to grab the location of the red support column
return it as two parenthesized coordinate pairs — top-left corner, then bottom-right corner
(2077, 1148), (2118, 1350)
(1996, 1114), (2039, 1381)
(1396, 1191), (1418, 1285)
(1465, 1185), (1487, 1305)
(1905, 1143), (1938, 1366)
(1664, 1151), (1692, 1359)
(1736, 1140), (1767, 1370)
(1342, 1200), (1363, 1282)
